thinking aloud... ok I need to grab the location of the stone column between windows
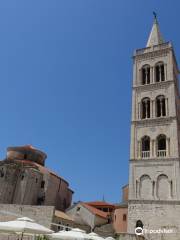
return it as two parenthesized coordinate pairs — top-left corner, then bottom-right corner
(151, 100), (153, 118)
(152, 100), (155, 118)
(138, 103), (140, 119)
(173, 178), (176, 199)
(159, 66), (162, 82)
(138, 141), (141, 159)
(165, 64), (167, 81)
(170, 180), (173, 198)
(139, 69), (142, 85)
(150, 140), (153, 158)
(166, 138), (170, 157)
(154, 139), (157, 157)
(152, 181), (155, 198)
(160, 98), (163, 116)
(153, 67), (156, 83)
(165, 98), (168, 116)
(150, 67), (153, 83)
(154, 180), (157, 199)
(153, 67), (155, 83)
(152, 140), (155, 157)
(145, 68), (148, 84)
(154, 99), (157, 117)
(136, 180), (139, 198)
(145, 100), (148, 118)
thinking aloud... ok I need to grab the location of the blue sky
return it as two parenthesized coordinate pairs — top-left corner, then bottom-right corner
(0, 0), (179, 203)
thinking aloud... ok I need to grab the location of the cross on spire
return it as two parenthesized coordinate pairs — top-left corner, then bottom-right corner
(153, 11), (157, 20)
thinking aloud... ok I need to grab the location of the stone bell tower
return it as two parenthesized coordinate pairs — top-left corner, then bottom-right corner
(128, 16), (180, 240)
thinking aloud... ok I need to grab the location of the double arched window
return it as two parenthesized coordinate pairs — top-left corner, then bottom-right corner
(141, 98), (150, 119)
(140, 95), (167, 120)
(155, 62), (165, 82)
(140, 62), (166, 85)
(140, 134), (168, 158)
(156, 95), (166, 117)
(142, 65), (150, 85)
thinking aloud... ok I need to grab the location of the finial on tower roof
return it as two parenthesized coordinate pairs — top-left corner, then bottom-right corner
(153, 11), (157, 20)
(146, 13), (164, 47)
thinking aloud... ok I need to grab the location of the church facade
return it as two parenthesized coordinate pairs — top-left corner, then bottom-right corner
(128, 17), (180, 240)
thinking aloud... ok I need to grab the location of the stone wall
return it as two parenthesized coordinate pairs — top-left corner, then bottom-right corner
(13, 167), (43, 205)
(46, 176), (72, 211)
(0, 162), (44, 206)
(0, 163), (15, 203)
(0, 204), (55, 228)
(0, 145), (73, 212)
(0, 204), (55, 240)
(128, 158), (180, 201)
(122, 185), (129, 202)
(94, 223), (114, 238)
(128, 200), (180, 240)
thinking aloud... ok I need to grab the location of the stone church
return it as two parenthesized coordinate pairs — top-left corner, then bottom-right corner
(0, 145), (73, 211)
(128, 16), (180, 240)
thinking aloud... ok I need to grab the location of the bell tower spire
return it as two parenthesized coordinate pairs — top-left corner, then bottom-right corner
(128, 14), (180, 240)
(146, 13), (164, 47)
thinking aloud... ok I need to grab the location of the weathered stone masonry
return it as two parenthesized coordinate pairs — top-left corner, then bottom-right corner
(128, 17), (180, 240)
(0, 145), (73, 211)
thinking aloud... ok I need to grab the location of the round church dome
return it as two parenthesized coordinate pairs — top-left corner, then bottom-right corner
(6, 145), (47, 166)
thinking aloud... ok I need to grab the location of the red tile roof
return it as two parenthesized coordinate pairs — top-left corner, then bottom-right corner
(7, 145), (47, 159)
(86, 201), (115, 209)
(81, 203), (108, 219)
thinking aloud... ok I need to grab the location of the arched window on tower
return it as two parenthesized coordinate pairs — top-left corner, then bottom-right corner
(136, 220), (143, 228)
(135, 220), (143, 235)
(156, 95), (166, 117)
(142, 65), (150, 85)
(141, 136), (150, 158)
(157, 134), (166, 157)
(155, 62), (165, 82)
(141, 98), (150, 119)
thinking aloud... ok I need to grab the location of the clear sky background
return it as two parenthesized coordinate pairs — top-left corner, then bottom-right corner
(0, 0), (179, 203)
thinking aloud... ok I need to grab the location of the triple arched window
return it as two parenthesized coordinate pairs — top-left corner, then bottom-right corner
(141, 62), (166, 85)
(140, 134), (168, 158)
